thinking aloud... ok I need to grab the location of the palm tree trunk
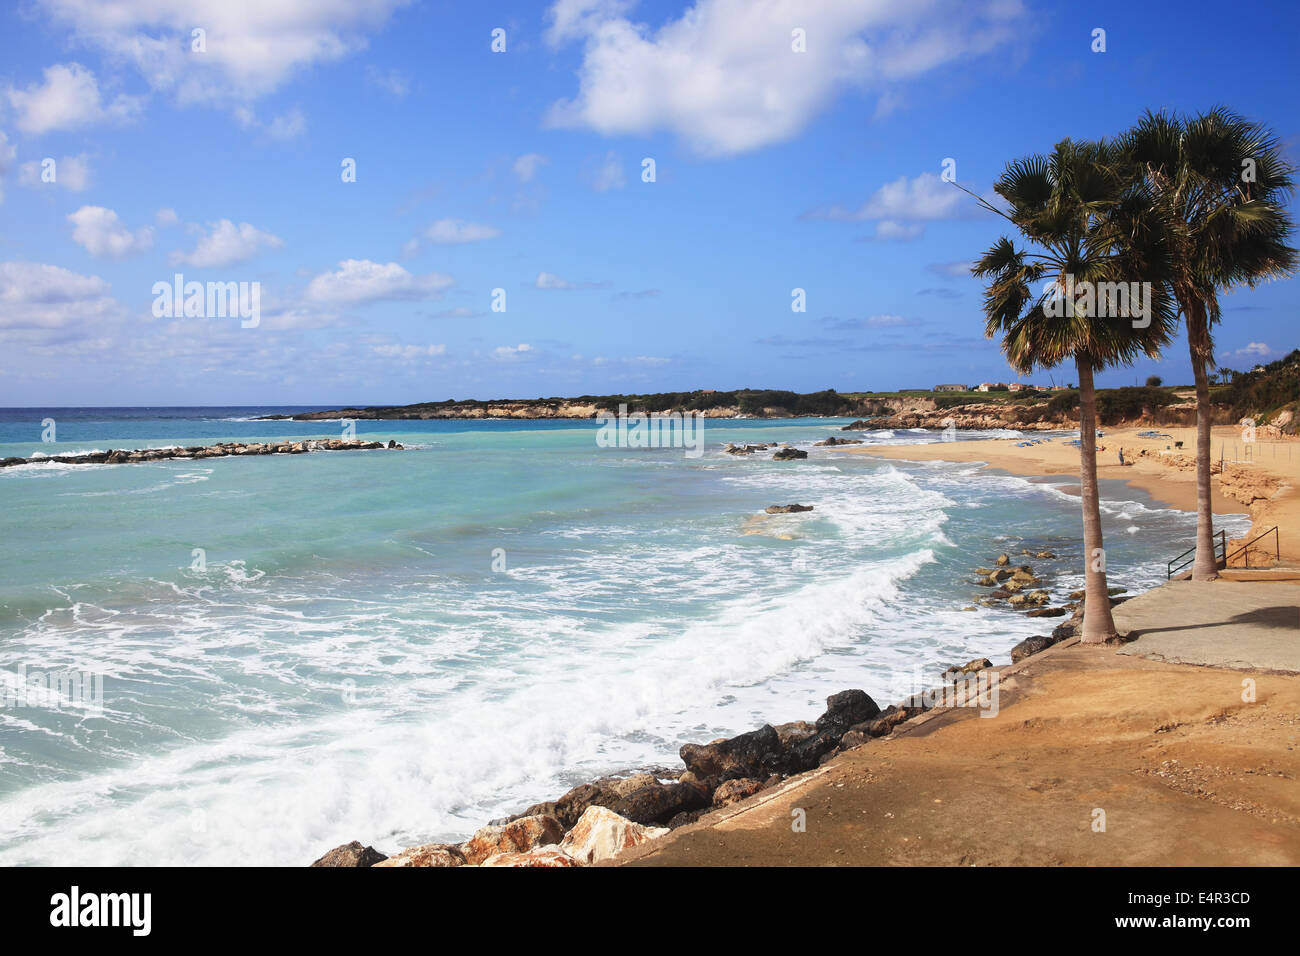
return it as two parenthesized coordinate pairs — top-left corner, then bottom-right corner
(1188, 307), (1220, 580)
(1076, 355), (1118, 643)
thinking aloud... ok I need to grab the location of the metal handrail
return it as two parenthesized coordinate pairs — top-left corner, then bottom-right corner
(1167, 530), (1226, 579)
(1223, 526), (1280, 570)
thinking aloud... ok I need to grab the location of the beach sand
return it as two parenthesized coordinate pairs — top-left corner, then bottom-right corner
(834, 424), (1300, 563)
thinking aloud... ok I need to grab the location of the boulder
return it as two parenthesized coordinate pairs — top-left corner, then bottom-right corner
(553, 783), (619, 829)
(371, 843), (464, 868)
(941, 658), (992, 681)
(995, 553), (1010, 566)
(680, 724), (780, 781)
(773, 720), (818, 750)
(711, 778), (764, 807)
(460, 814), (564, 865)
(764, 504), (814, 514)
(480, 847), (581, 867)
(612, 782), (710, 826)
(772, 447), (808, 460)
(1026, 606), (1068, 618)
(665, 809), (704, 830)
(310, 841), (388, 867)
(813, 436), (863, 446)
(1010, 634), (1058, 664)
(815, 689), (881, 736)
(603, 772), (659, 798)
(558, 806), (668, 864)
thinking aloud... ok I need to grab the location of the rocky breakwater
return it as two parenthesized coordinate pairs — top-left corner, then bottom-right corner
(840, 403), (1064, 432)
(0, 438), (401, 469)
(313, 686), (961, 868)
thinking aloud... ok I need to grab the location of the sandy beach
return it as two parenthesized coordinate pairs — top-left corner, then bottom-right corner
(835, 424), (1300, 564)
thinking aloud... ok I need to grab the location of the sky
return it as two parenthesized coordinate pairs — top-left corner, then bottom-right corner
(0, 0), (1297, 407)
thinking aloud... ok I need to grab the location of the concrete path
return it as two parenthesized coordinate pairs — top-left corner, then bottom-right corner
(1114, 580), (1300, 673)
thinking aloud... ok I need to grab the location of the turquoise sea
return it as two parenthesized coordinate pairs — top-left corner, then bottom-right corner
(0, 408), (1250, 865)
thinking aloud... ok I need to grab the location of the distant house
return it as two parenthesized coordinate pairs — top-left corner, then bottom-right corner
(933, 384), (967, 392)
(975, 382), (1009, 392)
(1008, 383), (1027, 392)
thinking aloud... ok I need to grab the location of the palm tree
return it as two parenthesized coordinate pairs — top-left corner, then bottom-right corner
(1120, 109), (1297, 580)
(970, 139), (1177, 642)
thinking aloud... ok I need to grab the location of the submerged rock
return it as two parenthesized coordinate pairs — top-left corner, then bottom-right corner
(772, 447), (808, 460)
(765, 504), (814, 513)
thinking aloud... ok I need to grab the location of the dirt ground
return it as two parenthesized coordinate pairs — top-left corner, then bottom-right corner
(618, 641), (1300, 867)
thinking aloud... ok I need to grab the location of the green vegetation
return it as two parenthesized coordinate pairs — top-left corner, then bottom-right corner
(1217, 348), (1300, 429)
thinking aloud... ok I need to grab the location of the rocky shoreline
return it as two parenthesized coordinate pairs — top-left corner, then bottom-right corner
(312, 536), (1117, 869)
(0, 438), (402, 469)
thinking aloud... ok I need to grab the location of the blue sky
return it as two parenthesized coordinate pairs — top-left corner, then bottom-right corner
(1, 0), (1297, 406)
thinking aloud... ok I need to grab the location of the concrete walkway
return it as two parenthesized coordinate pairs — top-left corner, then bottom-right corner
(1114, 579), (1300, 673)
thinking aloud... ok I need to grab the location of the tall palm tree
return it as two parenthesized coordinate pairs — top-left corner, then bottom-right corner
(1120, 109), (1296, 579)
(971, 139), (1177, 642)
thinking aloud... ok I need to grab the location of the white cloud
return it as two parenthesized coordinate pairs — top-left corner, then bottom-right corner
(0, 261), (121, 331)
(585, 151), (625, 192)
(18, 153), (91, 191)
(306, 259), (453, 305)
(871, 220), (925, 240)
(172, 219), (283, 267)
(425, 218), (501, 244)
(513, 152), (549, 182)
(34, 1), (410, 106)
(67, 206), (154, 258)
(5, 63), (142, 135)
(266, 107), (308, 140)
(155, 208), (180, 227)
(535, 271), (611, 290)
(372, 343), (447, 359)
(0, 131), (14, 203)
(493, 343), (533, 358)
(544, 0), (1026, 157)
(817, 172), (968, 222)
(1235, 342), (1272, 358)
(365, 66), (410, 97)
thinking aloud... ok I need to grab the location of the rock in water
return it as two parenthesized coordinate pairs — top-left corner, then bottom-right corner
(559, 806), (669, 864)
(772, 447), (808, 460)
(460, 814), (564, 865)
(764, 504), (814, 513)
(310, 841), (388, 867)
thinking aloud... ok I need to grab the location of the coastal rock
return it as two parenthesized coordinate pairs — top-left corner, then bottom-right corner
(773, 720), (818, 750)
(764, 504), (814, 514)
(852, 703), (927, 739)
(480, 847), (581, 867)
(995, 553), (1010, 566)
(839, 730), (871, 749)
(815, 689), (882, 736)
(461, 814), (564, 865)
(554, 783), (619, 829)
(558, 806), (668, 864)
(680, 724), (780, 781)
(1009, 634), (1062, 664)
(603, 772), (660, 798)
(813, 436), (863, 446)
(711, 778), (765, 807)
(611, 782), (710, 826)
(772, 447), (808, 460)
(372, 843), (465, 868)
(665, 809), (704, 830)
(310, 841), (389, 867)
(777, 731), (842, 773)
(0, 438), (400, 470)
(1026, 607), (1068, 618)
(941, 658), (992, 681)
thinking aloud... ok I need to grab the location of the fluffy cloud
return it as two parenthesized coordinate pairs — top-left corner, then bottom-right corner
(535, 271), (611, 290)
(34, 0), (410, 106)
(425, 219), (501, 244)
(306, 259), (453, 305)
(19, 153), (91, 191)
(544, 0), (1026, 156)
(513, 153), (549, 183)
(493, 343), (533, 358)
(1234, 342), (1272, 358)
(0, 261), (122, 332)
(4, 63), (142, 135)
(67, 206), (153, 258)
(812, 173), (968, 222)
(172, 220), (283, 268)
(372, 343), (447, 360)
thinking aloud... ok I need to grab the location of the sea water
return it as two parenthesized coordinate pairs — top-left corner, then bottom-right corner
(0, 409), (1250, 865)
